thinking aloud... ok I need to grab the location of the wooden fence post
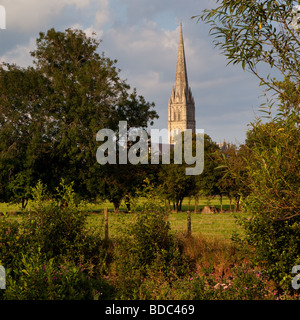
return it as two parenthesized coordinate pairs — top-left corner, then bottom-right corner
(187, 211), (191, 236)
(104, 207), (109, 240)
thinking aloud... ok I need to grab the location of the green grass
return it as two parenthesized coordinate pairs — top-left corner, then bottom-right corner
(0, 202), (21, 213)
(83, 196), (246, 241)
(0, 196), (235, 213)
(0, 196), (247, 241)
(86, 211), (247, 241)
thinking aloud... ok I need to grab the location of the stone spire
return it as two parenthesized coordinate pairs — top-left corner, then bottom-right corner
(168, 24), (195, 144)
(174, 23), (189, 93)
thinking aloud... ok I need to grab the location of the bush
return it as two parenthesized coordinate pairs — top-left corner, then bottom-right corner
(0, 180), (112, 300)
(0, 216), (23, 270)
(21, 180), (96, 262)
(241, 113), (300, 292)
(3, 248), (114, 300)
(112, 189), (190, 299)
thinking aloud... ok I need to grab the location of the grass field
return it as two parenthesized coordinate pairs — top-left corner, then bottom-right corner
(84, 197), (247, 241)
(0, 196), (247, 241)
(0, 195), (236, 213)
(86, 211), (247, 241)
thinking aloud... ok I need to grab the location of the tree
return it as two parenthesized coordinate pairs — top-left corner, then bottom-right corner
(197, 0), (300, 119)
(157, 133), (204, 212)
(217, 144), (251, 212)
(0, 28), (158, 206)
(197, 1), (300, 291)
(193, 134), (221, 206)
(241, 115), (300, 291)
(0, 64), (52, 204)
(159, 163), (195, 212)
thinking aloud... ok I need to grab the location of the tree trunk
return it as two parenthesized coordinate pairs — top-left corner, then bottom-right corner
(125, 195), (131, 212)
(113, 202), (119, 213)
(179, 198), (183, 212)
(235, 196), (240, 212)
(220, 195), (223, 213)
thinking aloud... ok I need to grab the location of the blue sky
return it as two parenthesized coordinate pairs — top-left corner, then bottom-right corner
(0, 0), (265, 145)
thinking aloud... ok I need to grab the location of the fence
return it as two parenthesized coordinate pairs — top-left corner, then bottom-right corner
(102, 208), (192, 240)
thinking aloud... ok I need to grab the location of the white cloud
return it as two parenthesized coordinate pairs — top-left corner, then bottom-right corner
(2, 0), (91, 32)
(0, 37), (36, 67)
(94, 0), (110, 28)
(0, 0), (264, 144)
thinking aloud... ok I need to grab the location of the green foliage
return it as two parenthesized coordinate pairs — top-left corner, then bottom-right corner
(197, 0), (300, 293)
(238, 113), (300, 291)
(7, 172), (32, 209)
(0, 180), (113, 300)
(24, 180), (86, 259)
(158, 133), (221, 211)
(112, 186), (190, 299)
(194, 134), (222, 198)
(2, 248), (114, 300)
(0, 216), (23, 269)
(198, 0), (300, 116)
(0, 28), (158, 207)
(159, 163), (195, 211)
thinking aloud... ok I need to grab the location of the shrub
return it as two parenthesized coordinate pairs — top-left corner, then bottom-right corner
(240, 113), (300, 292)
(112, 188), (190, 299)
(0, 180), (111, 300)
(3, 248), (114, 300)
(22, 180), (92, 261)
(0, 216), (23, 269)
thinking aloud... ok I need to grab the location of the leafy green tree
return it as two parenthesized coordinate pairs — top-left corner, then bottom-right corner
(198, 0), (300, 118)
(0, 64), (52, 204)
(158, 133), (208, 212)
(31, 28), (157, 196)
(198, 0), (300, 290)
(159, 163), (195, 212)
(7, 172), (32, 209)
(0, 28), (158, 206)
(194, 134), (221, 203)
(217, 144), (251, 212)
(241, 115), (300, 291)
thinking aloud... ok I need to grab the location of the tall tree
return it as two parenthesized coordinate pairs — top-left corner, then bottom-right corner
(197, 1), (300, 290)
(0, 64), (53, 204)
(194, 134), (221, 201)
(0, 28), (158, 205)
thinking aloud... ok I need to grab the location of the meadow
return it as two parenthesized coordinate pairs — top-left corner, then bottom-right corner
(1, 195), (298, 300)
(0, 197), (245, 241)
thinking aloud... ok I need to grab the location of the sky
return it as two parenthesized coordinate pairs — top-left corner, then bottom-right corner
(0, 0), (266, 145)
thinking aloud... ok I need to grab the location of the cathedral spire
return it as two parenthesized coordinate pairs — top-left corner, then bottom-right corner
(174, 23), (188, 93)
(168, 23), (196, 144)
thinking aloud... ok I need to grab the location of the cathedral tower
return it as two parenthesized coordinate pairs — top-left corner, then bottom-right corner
(168, 24), (195, 144)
